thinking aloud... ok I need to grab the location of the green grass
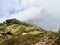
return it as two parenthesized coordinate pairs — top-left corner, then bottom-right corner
(28, 31), (44, 35)
(25, 27), (39, 32)
(0, 19), (59, 45)
(7, 24), (25, 35)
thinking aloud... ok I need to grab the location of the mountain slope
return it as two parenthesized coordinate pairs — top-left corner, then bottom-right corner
(0, 19), (59, 45)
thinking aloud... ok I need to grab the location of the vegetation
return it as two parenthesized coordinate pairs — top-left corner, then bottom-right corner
(28, 31), (44, 36)
(0, 18), (59, 45)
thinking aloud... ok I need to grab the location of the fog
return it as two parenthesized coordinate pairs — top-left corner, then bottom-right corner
(0, 0), (60, 31)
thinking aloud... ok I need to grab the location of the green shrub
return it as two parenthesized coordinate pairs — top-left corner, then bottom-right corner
(25, 27), (39, 32)
(0, 26), (8, 34)
(10, 25), (25, 35)
(28, 31), (44, 36)
(0, 37), (20, 45)
(58, 28), (60, 33)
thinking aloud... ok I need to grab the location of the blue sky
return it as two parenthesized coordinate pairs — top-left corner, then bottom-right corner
(0, 0), (60, 31)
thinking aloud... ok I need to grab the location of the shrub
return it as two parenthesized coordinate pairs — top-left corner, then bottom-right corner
(0, 37), (20, 45)
(10, 25), (25, 35)
(28, 31), (44, 36)
(25, 27), (39, 32)
(58, 28), (60, 33)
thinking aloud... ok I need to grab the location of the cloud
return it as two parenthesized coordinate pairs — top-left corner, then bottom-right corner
(0, 0), (21, 16)
(8, 7), (42, 21)
(0, 0), (42, 22)
(0, 0), (60, 31)
(1, 0), (60, 17)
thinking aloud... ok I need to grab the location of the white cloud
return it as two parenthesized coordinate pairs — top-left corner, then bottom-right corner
(0, 0), (21, 16)
(0, 0), (60, 31)
(8, 7), (42, 21)
(1, 0), (60, 17)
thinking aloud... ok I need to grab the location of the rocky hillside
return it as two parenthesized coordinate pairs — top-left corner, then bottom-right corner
(0, 18), (60, 45)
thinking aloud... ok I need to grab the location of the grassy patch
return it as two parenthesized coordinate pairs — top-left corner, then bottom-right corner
(28, 31), (44, 35)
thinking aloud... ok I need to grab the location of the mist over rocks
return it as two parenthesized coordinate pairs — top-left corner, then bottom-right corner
(6, 8), (60, 32)
(24, 9), (60, 32)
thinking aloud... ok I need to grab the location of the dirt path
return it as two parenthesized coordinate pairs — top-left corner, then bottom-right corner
(34, 34), (59, 45)
(49, 37), (59, 45)
(34, 34), (49, 45)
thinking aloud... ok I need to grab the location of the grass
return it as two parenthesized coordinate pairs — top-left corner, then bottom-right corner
(7, 24), (26, 35)
(0, 19), (59, 45)
(28, 31), (44, 35)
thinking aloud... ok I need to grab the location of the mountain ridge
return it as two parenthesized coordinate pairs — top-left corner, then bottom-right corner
(0, 18), (60, 45)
